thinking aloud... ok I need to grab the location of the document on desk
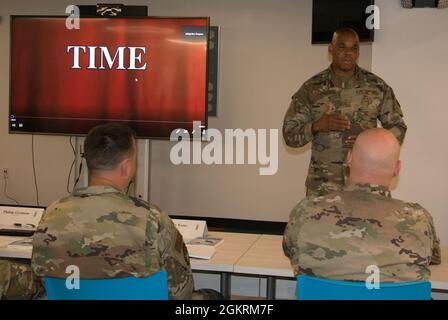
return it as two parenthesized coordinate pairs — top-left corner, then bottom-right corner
(4, 237), (33, 251)
(186, 244), (216, 260)
(184, 237), (223, 259)
(187, 237), (224, 247)
(172, 219), (223, 259)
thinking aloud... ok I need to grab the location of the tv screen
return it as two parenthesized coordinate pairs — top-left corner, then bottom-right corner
(312, 0), (375, 44)
(9, 16), (209, 138)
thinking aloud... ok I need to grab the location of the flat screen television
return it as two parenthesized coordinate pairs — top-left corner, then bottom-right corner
(312, 0), (375, 44)
(9, 16), (209, 138)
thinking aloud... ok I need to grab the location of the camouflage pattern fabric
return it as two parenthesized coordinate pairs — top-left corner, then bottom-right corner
(0, 259), (44, 300)
(283, 65), (407, 197)
(191, 288), (226, 300)
(283, 183), (441, 282)
(31, 185), (197, 300)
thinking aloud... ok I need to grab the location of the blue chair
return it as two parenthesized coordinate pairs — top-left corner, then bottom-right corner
(297, 275), (431, 300)
(44, 270), (168, 300)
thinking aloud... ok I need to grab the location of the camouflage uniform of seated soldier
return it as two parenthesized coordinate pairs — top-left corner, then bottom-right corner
(0, 259), (44, 299)
(283, 128), (441, 282)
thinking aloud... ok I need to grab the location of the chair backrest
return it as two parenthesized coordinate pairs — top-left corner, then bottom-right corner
(44, 270), (168, 300)
(297, 275), (431, 300)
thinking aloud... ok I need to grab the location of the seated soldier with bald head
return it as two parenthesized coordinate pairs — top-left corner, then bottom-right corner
(283, 128), (441, 282)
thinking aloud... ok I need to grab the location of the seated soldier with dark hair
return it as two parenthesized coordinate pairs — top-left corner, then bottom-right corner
(1, 123), (221, 299)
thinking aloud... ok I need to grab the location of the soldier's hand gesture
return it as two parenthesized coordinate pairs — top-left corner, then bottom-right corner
(312, 106), (350, 134)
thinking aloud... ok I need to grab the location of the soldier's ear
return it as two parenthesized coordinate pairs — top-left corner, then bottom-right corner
(346, 149), (353, 166)
(393, 160), (401, 178)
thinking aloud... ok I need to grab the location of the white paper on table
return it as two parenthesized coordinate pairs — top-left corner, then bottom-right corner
(186, 244), (216, 260)
(6, 237), (33, 251)
(186, 237), (224, 248)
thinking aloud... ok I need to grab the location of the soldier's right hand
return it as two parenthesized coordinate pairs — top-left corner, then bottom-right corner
(312, 107), (350, 133)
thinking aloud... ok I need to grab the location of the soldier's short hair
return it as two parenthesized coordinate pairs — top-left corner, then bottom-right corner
(84, 123), (136, 172)
(332, 28), (359, 43)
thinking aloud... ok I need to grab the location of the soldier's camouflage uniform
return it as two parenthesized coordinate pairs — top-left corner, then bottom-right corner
(32, 185), (198, 299)
(283, 183), (441, 282)
(283, 65), (407, 197)
(0, 259), (44, 299)
(0, 185), (222, 299)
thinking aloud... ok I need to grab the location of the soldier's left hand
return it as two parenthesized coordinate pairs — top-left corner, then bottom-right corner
(344, 124), (366, 148)
(345, 135), (357, 148)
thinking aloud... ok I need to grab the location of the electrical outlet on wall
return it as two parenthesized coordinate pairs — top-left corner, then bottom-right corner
(2, 168), (9, 179)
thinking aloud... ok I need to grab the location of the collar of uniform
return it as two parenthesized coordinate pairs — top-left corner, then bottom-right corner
(73, 185), (123, 196)
(327, 64), (363, 88)
(343, 183), (392, 198)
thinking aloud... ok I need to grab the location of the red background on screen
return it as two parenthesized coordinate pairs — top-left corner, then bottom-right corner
(10, 17), (208, 137)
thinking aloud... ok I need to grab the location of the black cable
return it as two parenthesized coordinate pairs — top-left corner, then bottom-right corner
(74, 152), (84, 189)
(3, 176), (19, 205)
(67, 136), (76, 194)
(69, 136), (76, 156)
(31, 135), (40, 206)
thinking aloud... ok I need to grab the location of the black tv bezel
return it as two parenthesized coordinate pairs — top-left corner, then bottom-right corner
(311, 0), (375, 44)
(9, 15), (210, 140)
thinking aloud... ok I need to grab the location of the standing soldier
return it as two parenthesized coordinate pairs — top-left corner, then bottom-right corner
(283, 28), (407, 197)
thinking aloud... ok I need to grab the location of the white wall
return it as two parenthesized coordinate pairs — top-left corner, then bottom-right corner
(372, 0), (448, 245)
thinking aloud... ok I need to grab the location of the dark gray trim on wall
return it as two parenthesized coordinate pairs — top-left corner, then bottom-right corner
(208, 26), (219, 117)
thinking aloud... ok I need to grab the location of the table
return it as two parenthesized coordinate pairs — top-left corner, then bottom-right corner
(429, 247), (448, 292)
(0, 232), (262, 299)
(189, 232), (261, 298)
(1, 233), (447, 299)
(234, 234), (448, 299)
(233, 234), (293, 299)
